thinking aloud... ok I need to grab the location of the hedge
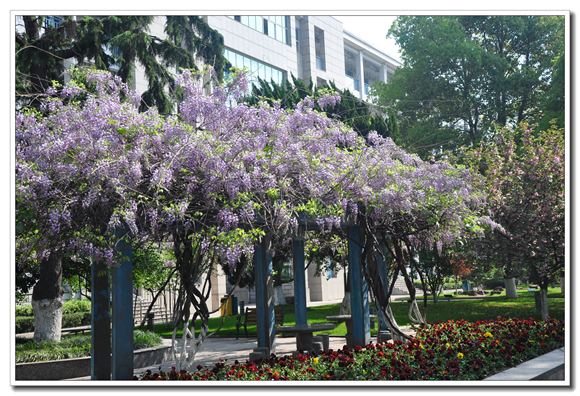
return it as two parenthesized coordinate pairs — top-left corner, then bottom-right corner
(15, 312), (92, 334)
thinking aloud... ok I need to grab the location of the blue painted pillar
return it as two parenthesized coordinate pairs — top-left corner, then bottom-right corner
(254, 233), (276, 353)
(348, 225), (370, 347)
(112, 229), (134, 380)
(292, 237), (307, 325)
(91, 259), (111, 380)
(376, 239), (390, 331)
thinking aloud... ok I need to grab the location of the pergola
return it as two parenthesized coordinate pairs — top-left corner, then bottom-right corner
(89, 218), (393, 380)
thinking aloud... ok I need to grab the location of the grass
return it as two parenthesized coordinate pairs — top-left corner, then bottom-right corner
(15, 330), (163, 363)
(137, 287), (564, 338)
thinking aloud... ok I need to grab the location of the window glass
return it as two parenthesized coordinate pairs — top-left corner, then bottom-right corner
(276, 25), (283, 42)
(268, 21), (275, 38)
(258, 64), (266, 80)
(241, 15), (249, 25)
(236, 53), (243, 68)
(249, 16), (256, 30)
(276, 15), (283, 25)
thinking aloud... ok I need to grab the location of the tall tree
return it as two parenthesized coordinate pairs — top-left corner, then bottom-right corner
(372, 15), (565, 160)
(15, 15), (229, 112)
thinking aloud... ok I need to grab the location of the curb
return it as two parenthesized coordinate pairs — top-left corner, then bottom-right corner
(484, 347), (565, 381)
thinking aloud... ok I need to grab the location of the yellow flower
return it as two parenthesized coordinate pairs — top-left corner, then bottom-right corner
(312, 357), (319, 363)
(484, 332), (492, 338)
(457, 352), (464, 360)
(446, 343), (450, 348)
(420, 344), (424, 349)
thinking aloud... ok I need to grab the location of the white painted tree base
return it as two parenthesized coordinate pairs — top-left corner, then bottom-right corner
(504, 277), (518, 299)
(32, 297), (63, 343)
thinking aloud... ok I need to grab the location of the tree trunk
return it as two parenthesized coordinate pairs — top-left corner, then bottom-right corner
(272, 285), (287, 306)
(32, 250), (64, 343)
(503, 277), (518, 299)
(340, 291), (351, 315)
(560, 274), (565, 296)
(541, 287), (549, 321)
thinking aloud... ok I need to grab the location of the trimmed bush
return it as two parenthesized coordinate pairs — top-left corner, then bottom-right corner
(15, 316), (35, 334)
(15, 305), (34, 317)
(61, 312), (91, 329)
(15, 312), (91, 334)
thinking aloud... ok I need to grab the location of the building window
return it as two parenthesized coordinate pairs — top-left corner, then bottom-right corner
(228, 15), (290, 45)
(224, 48), (285, 90)
(314, 27), (326, 71)
(295, 27), (300, 54)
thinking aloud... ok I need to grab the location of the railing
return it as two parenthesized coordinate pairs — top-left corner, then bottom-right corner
(44, 16), (62, 29)
(316, 56), (325, 71)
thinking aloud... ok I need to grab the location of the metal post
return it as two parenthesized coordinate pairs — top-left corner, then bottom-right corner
(112, 228), (133, 380)
(348, 225), (370, 347)
(254, 233), (275, 353)
(91, 259), (111, 380)
(292, 237), (308, 325)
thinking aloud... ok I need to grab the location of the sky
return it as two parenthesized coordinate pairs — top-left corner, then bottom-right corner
(333, 15), (401, 63)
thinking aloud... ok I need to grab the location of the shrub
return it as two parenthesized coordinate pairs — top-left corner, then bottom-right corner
(15, 304), (34, 317)
(15, 330), (163, 363)
(15, 312), (91, 334)
(62, 299), (91, 315)
(61, 312), (91, 329)
(15, 316), (35, 334)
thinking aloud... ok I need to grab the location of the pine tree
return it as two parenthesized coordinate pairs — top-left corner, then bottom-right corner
(15, 15), (229, 112)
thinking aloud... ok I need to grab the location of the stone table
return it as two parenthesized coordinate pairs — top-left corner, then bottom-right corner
(275, 323), (336, 352)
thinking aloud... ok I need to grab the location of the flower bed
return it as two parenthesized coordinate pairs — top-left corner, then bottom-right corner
(135, 316), (564, 381)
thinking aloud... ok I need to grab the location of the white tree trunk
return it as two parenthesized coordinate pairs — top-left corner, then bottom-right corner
(340, 291), (351, 315)
(273, 285), (287, 306)
(32, 297), (63, 343)
(560, 275), (565, 295)
(504, 277), (518, 299)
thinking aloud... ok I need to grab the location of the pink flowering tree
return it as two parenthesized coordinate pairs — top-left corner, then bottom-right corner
(465, 122), (565, 320)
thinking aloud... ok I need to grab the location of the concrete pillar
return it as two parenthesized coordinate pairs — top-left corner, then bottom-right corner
(358, 50), (365, 101)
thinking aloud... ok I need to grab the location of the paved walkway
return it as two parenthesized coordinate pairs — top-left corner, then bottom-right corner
(64, 296), (417, 380)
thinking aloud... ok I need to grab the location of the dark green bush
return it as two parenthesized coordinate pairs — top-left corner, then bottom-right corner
(15, 316), (35, 334)
(61, 312), (91, 329)
(15, 312), (91, 334)
(484, 278), (509, 290)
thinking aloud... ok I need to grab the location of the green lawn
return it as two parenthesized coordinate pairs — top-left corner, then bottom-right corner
(137, 289), (564, 338)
